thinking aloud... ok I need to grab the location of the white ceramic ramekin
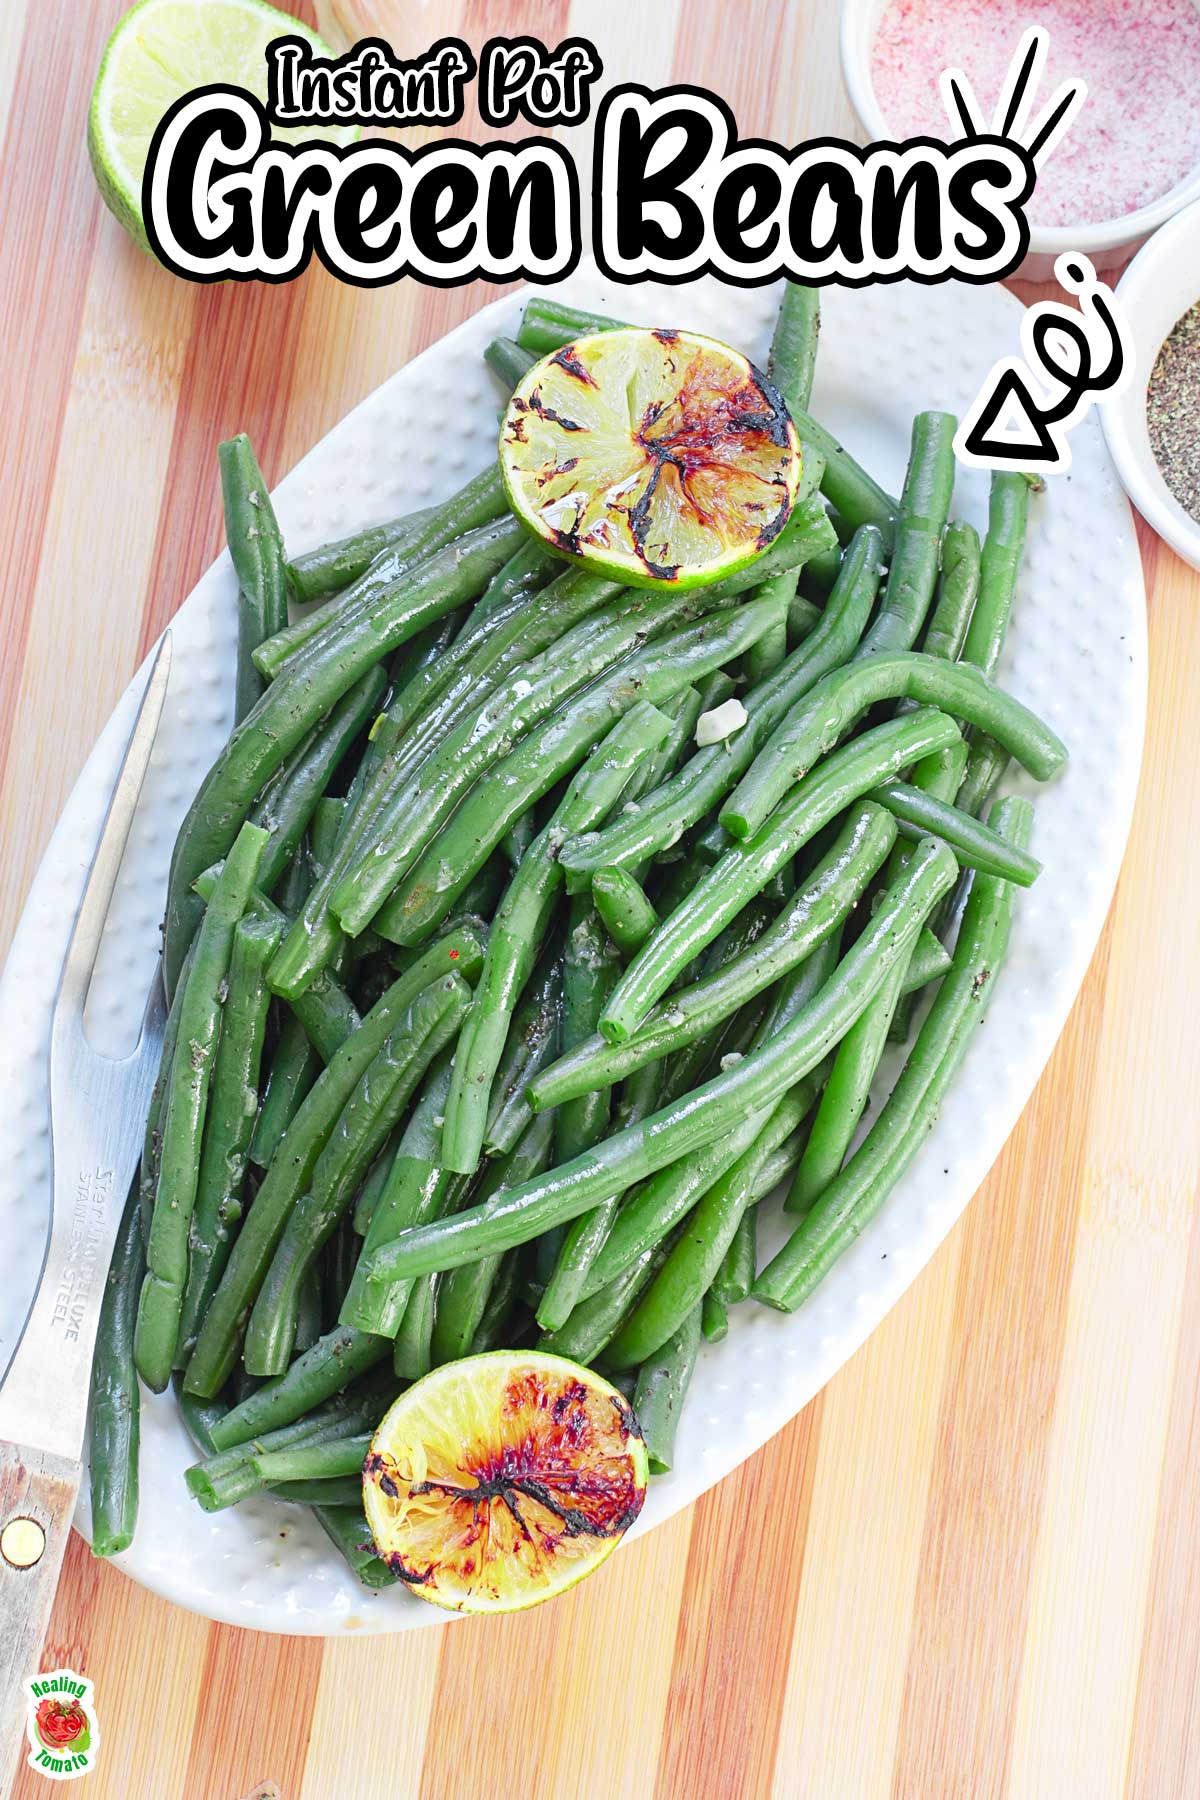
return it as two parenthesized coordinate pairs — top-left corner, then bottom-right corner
(1099, 199), (1200, 573)
(840, 0), (1200, 281)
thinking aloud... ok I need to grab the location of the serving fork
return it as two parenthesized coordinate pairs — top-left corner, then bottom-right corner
(0, 635), (171, 1772)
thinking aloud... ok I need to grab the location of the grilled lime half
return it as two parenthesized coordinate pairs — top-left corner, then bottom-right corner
(363, 1350), (647, 1613)
(499, 326), (801, 589)
(88, 0), (355, 249)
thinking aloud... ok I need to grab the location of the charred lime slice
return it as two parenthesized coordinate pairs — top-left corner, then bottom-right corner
(499, 327), (801, 589)
(362, 1350), (647, 1612)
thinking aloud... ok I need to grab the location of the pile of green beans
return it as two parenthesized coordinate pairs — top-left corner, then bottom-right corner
(88, 283), (1062, 1592)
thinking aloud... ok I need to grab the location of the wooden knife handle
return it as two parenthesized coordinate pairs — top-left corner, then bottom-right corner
(0, 1440), (80, 1778)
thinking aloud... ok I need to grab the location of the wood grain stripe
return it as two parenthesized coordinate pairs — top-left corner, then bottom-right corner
(11, 1532), (208, 1800)
(182, 1623), (323, 1800)
(1007, 546), (1200, 1799)
(772, 1232), (964, 1800)
(0, 2), (120, 780)
(889, 944), (1111, 1800)
(654, 1401), (824, 1800)
(420, 1510), (693, 1800)
(0, 226), (193, 958)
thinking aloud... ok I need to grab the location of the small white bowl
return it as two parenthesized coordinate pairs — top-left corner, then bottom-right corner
(1099, 200), (1200, 573)
(840, 0), (1200, 281)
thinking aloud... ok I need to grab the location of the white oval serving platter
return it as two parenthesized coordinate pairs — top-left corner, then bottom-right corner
(0, 264), (1145, 1633)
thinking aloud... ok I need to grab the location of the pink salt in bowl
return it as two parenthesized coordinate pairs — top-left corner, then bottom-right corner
(841, 0), (1200, 281)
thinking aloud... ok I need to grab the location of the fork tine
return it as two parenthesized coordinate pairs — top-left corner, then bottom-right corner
(54, 633), (173, 1021)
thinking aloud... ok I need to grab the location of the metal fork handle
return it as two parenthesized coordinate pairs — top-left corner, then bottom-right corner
(0, 634), (172, 1770)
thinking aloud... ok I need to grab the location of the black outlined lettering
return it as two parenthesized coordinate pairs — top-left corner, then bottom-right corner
(143, 90), (580, 287)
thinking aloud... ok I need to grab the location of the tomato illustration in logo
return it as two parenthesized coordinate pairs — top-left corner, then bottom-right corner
(34, 1697), (87, 1751)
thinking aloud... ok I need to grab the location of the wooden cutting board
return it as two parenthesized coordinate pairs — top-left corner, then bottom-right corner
(2, 3), (1198, 1795)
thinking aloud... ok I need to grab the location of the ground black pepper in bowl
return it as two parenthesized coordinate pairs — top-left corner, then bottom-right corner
(1147, 303), (1200, 524)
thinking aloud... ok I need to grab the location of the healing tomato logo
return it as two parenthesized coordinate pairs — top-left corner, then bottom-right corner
(35, 1697), (86, 1750)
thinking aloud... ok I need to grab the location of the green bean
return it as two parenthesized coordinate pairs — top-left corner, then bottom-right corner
(254, 1433), (372, 1487)
(530, 803), (895, 1108)
(857, 412), (957, 658)
(393, 1273), (437, 1379)
(189, 870), (365, 1063)
(187, 1394), (374, 1506)
(745, 572), (795, 688)
(220, 435), (289, 724)
(359, 838), (957, 1283)
(484, 335), (538, 390)
(558, 525), (884, 885)
(176, 908), (283, 1360)
(701, 1290), (728, 1342)
(877, 739), (963, 1068)
(574, 986), (828, 1307)
(874, 780), (1041, 884)
(454, 539), (562, 649)
(633, 1305), (702, 1474)
(431, 1113), (555, 1365)
(350, 1140), (397, 1235)
(532, 1048), (661, 1332)
(923, 521), (981, 661)
(537, 1241), (672, 1364)
(295, 1262), (325, 1356)
(516, 296), (616, 356)
(135, 822), (267, 1390)
(165, 518), (523, 996)
(555, 896), (620, 1167)
(501, 810), (537, 873)
(313, 1505), (395, 1588)
(713, 1207), (756, 1306)
(786, 956), (908, 1217)
(272, 465), (510, 663)
(592, 867), (658, 958)
(89, 1179), (143, 1557)
(786, 411), (897, 548)
(605, 1071), (825, 1366)
(244, 972), (471, 1375)
(332, 586), (764, 947)
(276, 580), (666, 990)
(961, 474), (1031, 677)
(957, 743), (1010, 819)
(173, 1375), (227, 1458)
(470, 1251), (523, 1352)
(440, 701), (671, 1175)
(720, 650), (1065, 842)
(754, 798), (1031, 1309)
(377, 591), (790, 948)
(949, 475), (1034, 807)
(906, 928), (953, 992)
(207, 1327), (392, 1450)
(185, 953), (478, 1400)
(251, 921), (480, 1178)
(339, 1053), (461, 1335)
(618, 686), (705, 818)
(249, 1013), (319, 1169)
(769, 283), (821, 415)
(284, 503), (437, 607)
(137, 942), (192, 1243)
(483, 951), (562, 1158)
(194, 1425), (373, 1511)
(600, 709), (961, 1044)
(247, 667), (386, 895)
(271, 1477), (365, 1506)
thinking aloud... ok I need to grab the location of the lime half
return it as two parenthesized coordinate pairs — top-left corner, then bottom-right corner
(88, 0), (355, 247)
(500, 326), (801, 590)
(362, 1350), (647, 1613)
